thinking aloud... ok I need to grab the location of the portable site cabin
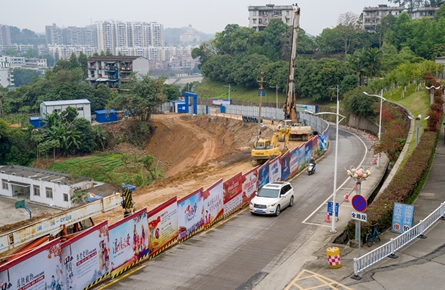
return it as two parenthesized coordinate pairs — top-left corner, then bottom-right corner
(29, 117), (44, 128)
(170, 100), (187, 113)
(40, 99), (91, 122)
(95, 109), (118, 123)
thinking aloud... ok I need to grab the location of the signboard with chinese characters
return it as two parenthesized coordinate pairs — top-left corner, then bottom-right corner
(351, 211), (367, 222)
(391, 202), (415, 233)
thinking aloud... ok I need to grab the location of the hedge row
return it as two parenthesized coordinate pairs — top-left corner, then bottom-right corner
(345, 77), (443, 240)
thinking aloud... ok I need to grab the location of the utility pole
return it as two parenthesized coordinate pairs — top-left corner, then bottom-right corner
(258, 72), (265, 137)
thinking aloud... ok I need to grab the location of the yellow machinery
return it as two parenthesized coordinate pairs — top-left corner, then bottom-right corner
(251, 128), (290, 166)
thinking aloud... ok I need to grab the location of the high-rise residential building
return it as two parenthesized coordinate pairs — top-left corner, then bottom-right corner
(0, 25), (12, 46)
(148, 22), (164, 47)
(248, 4), (295, 31)
(62, 26), (97, 46)
(45, 23), (63, 45)
(97, 21), (164, 55)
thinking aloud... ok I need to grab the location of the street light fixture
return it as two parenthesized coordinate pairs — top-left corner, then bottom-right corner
(223, 84), (231, 104)
(425, 85), (441, 105)
(409, 114), (430, 147)
(363, 90), (386, 168)
(270, 85), (279, 121)
(306, 89), (345, 233)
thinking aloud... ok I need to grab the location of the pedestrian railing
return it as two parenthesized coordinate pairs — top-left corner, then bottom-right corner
(352, 202), (445, 279)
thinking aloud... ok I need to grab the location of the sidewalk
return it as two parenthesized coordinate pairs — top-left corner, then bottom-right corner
(254, 123), (445, 290)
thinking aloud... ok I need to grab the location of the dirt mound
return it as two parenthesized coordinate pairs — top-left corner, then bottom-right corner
(93, 114), (274, 224)
(145, 114), (267, 177)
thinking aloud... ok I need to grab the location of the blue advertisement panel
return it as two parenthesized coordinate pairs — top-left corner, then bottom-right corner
(289, 146), (300, 176)
(177, 188), (205, 243)
(281, 152), (291, 180)
(108, 209), (148, 278)
(298, 144), (306, 169)
(257, 161), (270, 189)
(391, 202), (415, 233)
(305, 141), (313, 164)
(268, 157), (282, 183)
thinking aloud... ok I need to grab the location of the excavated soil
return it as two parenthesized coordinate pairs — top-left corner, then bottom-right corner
(93, 113), (274, 225)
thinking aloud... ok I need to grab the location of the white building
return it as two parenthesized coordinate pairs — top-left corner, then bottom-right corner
(48, 45), (98, 59)
(248, 4), (295, 31)
(40, 99), (92, 122)
(86, 56), (149, 88)
(0, 165), (95, 208)
(0, 61), (14, 88)
(97, 20), (164, 55)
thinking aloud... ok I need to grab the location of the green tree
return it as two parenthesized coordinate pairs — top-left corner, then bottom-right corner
(42, 53), (55, 67)
(191, 41), (217, 70)
(11, 68), (42, 87)
(24, 48), (39, 58)
(108, 74), (167, 121)
(4, 48), (19, 56)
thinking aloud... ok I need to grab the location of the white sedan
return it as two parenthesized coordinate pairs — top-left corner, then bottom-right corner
(249, 181), (294, 216)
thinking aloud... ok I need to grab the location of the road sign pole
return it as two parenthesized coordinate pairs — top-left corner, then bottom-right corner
(358, 221), (361, 257)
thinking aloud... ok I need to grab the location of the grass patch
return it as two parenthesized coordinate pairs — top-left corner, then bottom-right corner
(48, 153), (157, 187)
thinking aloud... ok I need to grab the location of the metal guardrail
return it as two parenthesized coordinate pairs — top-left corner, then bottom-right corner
(352, 202), (445, 279)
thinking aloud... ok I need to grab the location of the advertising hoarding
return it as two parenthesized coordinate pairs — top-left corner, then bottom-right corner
(148, 197), (178, 259)
(203, 179), (224, 229)
(0, 239), (62, 290)
(61, 221), (110, 290)
(177, 188), (205, 243)
(108, 209), (149, 278)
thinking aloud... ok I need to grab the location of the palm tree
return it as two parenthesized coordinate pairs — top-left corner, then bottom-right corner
(347, 49), (367, 87)
(365, 48), (383, 80)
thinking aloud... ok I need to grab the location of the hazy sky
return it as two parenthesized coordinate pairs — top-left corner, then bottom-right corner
(3, 0), (390, 36)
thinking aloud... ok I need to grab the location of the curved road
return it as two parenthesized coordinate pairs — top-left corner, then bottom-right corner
(102, 126), (370, 290)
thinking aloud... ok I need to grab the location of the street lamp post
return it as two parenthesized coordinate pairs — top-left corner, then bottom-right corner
(425, 85), (441, 105)
(306, 91), (345, 233)
(257, 73), (265, 136)
(412, 114), (430, 147)
(270, 85), (279, 120)
(364, 90), (386, 168)
(224, 84), (231, 104)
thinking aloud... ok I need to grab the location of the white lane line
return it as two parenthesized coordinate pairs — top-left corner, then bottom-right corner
(302, 127), (369, 225)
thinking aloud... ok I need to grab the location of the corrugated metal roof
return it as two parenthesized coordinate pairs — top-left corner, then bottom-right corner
(95, 109), (116, 114)
(41, 99), (90, 106)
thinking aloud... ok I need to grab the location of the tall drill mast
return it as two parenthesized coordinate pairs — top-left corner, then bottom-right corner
(283, 4), (300, 123)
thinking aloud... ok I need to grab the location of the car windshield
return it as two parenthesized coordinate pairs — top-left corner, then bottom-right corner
(257, 188), (280, 198)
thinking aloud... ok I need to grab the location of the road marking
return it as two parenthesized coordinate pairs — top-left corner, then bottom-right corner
(284, 269), (353, 290)
(302, 127), (368, 225)
(96, 264), (146, 289)
(201, 206), (248, 235)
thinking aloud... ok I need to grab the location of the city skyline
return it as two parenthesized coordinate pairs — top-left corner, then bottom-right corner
(2, 0), (391, 37)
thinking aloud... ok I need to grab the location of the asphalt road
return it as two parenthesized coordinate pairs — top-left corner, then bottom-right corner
(103, 127), (369, 290)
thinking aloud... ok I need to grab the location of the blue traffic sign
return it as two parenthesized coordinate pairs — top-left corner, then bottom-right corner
(352, 195), (367, 212)
(327, 202), (339, 217)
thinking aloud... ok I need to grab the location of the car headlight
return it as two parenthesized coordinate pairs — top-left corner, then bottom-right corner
(268, 203), (276, 208)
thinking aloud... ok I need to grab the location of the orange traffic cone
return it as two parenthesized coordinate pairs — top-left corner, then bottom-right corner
(363, 130), (366, 135)
(325, 212), (331, 223)
(344, 194), (349, 202)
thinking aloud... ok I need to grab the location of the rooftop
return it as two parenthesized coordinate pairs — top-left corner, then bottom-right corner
(41, 99), (90, 106)
(0, 165), (90, 186)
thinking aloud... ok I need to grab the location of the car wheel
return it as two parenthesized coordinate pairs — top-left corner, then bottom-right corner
(289, 196), (294, 207)
(275, 205), (281, 216)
